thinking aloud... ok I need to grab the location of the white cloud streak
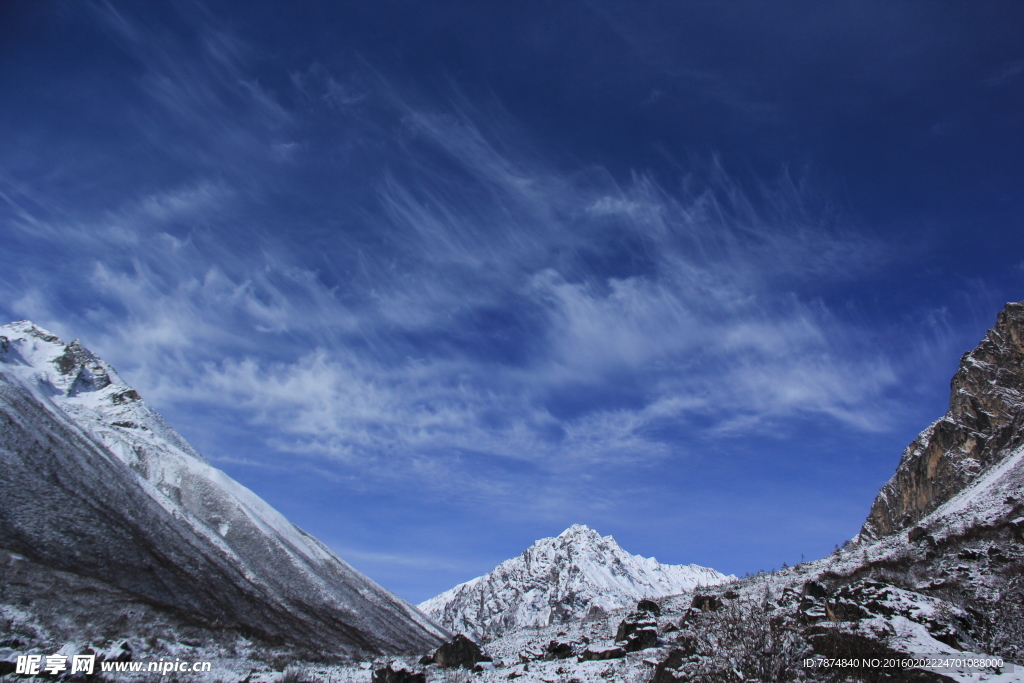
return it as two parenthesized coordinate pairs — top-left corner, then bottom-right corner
(0, 5), (960, 514)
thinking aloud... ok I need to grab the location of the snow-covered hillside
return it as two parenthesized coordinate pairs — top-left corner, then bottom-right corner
(419, 524), (732, 639)
(0, 321), (448, 656)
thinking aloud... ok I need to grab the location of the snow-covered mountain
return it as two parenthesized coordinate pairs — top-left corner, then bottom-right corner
(0, 320), (448, 656)
(418, 524), (732, 640)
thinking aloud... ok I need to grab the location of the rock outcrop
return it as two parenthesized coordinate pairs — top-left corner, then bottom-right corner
(861, 302), (1024, 538)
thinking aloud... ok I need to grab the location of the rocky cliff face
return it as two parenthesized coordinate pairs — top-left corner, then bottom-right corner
(861, 302), (1024, 539)
(418, 524), (732, 640)
(0, 321), (448, 656)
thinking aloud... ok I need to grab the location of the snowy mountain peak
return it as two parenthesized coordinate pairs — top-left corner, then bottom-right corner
(558, 523), (595, 537)
(419, 525), (733, 640)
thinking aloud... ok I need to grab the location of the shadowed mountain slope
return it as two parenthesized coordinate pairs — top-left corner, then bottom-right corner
(0, 321), (448, 656)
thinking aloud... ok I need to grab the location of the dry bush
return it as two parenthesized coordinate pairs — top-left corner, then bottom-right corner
(686, 592), (805, 682)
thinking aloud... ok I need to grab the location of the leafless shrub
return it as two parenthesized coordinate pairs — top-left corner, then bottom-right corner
(685, 591), (805, 682)
(277, 666), (315, 683)
(433, 668), (472, 682)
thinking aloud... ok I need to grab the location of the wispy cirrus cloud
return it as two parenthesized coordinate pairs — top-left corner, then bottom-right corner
(0, 0), (982, 525)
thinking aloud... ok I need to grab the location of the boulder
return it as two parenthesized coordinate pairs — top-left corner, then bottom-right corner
(624, 627), (659, 652)
(433, 634), (491, 669)
(577, 646), (626, 662)
(544, 640), (574, 659)
(615, 610), (657, 640)
(651, 649), (688, 683)
(637, 598), (662, 616)
(691, 594), (722, 612)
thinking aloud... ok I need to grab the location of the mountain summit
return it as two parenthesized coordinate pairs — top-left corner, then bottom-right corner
(0, 321), (447, 655)
(419, 524), (731, 640)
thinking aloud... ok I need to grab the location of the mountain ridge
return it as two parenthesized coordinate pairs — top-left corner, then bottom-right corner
(418, 523), (732, 640)
(0, 320), (448, 655)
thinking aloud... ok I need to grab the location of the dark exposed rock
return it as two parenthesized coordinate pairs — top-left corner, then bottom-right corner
(802, 580), (828, 599)
(615, 610), (657, 640)
(636, 598), (662, 616)
(544, 640), (574, 659)
(862, 302), (1024, 539)
(691, 594), (722, 612)
(577, 646), (625, 662)
(371, 665), (426, 683)
(433, 634), (491, 669)
(0, 662), (15, 677)
(907, 526), (937, 547)
(623, 627), (659, 652)
(110, 389), (141, 404)
(417, 654), (433, 665)
(1009, 516), (1024, 540)
(651, 649), (688, 683)
(673, 632), (699, 656)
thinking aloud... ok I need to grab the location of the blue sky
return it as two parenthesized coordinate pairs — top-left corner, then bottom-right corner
(1, 1), (1022, 602)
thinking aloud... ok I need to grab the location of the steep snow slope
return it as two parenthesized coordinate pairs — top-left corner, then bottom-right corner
(0, 321), (447, 655)
(419, 524), (732, 639)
